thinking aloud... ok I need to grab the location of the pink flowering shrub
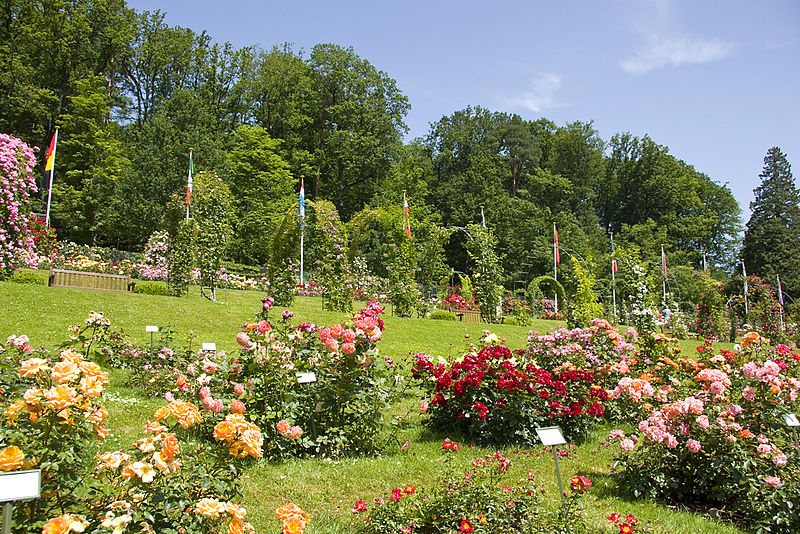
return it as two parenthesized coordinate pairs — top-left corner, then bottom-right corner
(0, 133), (39, 278)
(412, 333), (608, 444)
(611, 333), (800, 531)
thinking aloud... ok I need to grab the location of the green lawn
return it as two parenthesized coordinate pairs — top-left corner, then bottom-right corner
(0, 278), (744, 533)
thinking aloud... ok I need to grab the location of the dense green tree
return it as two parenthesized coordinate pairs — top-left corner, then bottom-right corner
(192, 170), (234, 301)
(51, 75), (128, 245)
(742, 147), (800, 298)
(308, 44), (409, 219)
(226, 124), (294, 264)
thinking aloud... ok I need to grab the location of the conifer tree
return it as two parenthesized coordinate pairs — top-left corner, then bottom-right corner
(742, 147), (800, 298)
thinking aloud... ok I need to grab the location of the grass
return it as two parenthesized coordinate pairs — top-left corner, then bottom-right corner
(0, 278), (745, 533)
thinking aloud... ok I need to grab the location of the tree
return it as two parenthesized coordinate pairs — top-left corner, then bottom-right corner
(309, 44), (409, 219)
(226, 125), (294, 264)
(192, 170), (234, 301)
(742, 147), (800, 298)
(51, 75), (128, 245)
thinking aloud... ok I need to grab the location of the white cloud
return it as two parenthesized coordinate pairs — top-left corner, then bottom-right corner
(621, 35), (733, 74)
(503, 73), (563, 113)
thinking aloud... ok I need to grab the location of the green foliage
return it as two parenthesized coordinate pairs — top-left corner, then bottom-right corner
(743, 147), (800, 297)
(567, 257), (604, 327)
(193, 170), (234, 301)
(387, 238), (420, 317)
(9, 270), (43, 285)
(52, 75), (129, 245)
(167, 215), (197, 297)
(465, 224), (504, 323)
(226, 124), (294, 265)
(357, 449), (589, 534)
(429, 310), (456, 321)
(313, 200), (352, 313)
(266, 206), (301, 306)
(695, 276), (728, 340)
(134, 280), (170, 295)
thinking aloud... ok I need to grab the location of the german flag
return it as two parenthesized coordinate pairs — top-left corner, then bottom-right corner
(43, 127), (59, 188)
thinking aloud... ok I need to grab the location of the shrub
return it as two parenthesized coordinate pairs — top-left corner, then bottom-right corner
(9, 270), (44, 284)
(0, 134), (38, 279)
(134, 280), (171, 295)
(354, 443), (589, 534)
(430, 310), (456, 321)
(413, 333), (607, 444)
(610, 333), (800, 532)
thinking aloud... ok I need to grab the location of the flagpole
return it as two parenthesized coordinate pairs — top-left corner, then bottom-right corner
(299, 175), (305, 287)
(481, 205), (486, 228)
(742, 260), (749, 316)
(778, 274), (785, 331)
(611, 232), (617, 320)
(44, 126), (59, 227)
(702, 250), (707, 274)
(553, 222), (558, 315)
(185, 148), (193, 220)
(661, 245), (667, 305)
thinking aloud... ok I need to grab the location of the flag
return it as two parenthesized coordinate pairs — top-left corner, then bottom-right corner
(554, 222), (560, 265)
(610, 232), (617, 273)
(44, 128), (58, 186)
(742, 260), (748, 294)
(185, 149), (194, 207)
(403, 191), (412, 240)
(480, 206), (486, 229)
(299, 176), (305, 229)
(778, 274), (784, 306)
(43, 127), (59, 226)
(661, 246), (667, 276)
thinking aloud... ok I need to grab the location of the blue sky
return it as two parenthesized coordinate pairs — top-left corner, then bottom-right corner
(126, 0), (799, 221)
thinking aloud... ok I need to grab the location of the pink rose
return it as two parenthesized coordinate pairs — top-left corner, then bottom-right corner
(233, 383), (245, 396)
(420, 400), (429, 413)
(164, 391), (175, 402)
(342, 329), (356, 343)
(236, 332), (251, 347)
(620, 439), (635, 451)
(341, 342), (356, 355)
(289, 426), (303, 439)
(211, 399), (224, 413)
(257, 320), (270, 334)
(687, 439), (701, 453)
(742, 387), (756, 401)
(324, 338), (339, 353)
(199, 386), (211, 400)
(764, 476), (782, 487)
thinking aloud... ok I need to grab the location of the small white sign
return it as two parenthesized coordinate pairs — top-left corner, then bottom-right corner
(201, 342), (217, 352)
(0, 470), (41, 502)
(783, 413), (800, 427)
(145, 325), (158, 333)
(297, 372), (317, 384)
(536, 426), (567, 446)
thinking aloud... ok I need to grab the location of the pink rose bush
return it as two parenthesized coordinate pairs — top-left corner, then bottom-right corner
(610, 333), (800, 531)
(0, 134), (39, 278)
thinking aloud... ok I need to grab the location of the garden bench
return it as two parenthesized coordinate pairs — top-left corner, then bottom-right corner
(48, 268), (135, 293)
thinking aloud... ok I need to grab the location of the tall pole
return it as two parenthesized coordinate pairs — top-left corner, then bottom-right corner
(44, 126), (59, 227)
(299, 175), (305, 286)
(661, 245), (667, 306)
(778, 274), (785, 331)
(702, 250), (707, 274)
(185, 148), (193, 220)
(742, 260), (749, 317)
(611, 232), (617, 320)
(553, 222), (558, 315)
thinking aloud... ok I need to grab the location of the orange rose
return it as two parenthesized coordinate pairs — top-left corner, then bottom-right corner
(45, 385), (78, 411)
(42, 514), (88, 534)
(0, 445), (24, 471)
(79, 375), (105, 398)
(276, 420), (291, 436)
(214, 421), (236, 442)
(195, 497), (224, 517)
(161, 433), (179, 458)
(18, 357), (50, 377)
(51, 361), (80, 384)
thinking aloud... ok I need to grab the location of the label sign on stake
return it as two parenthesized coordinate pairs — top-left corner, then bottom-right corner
(145, 325), (159, 333)
(201, 342), (217, 352)
(297, 372), (317, 384)
(783, 413), (800, 427)
(536, 426), (567, 505)
(0, 470), (41, 502)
